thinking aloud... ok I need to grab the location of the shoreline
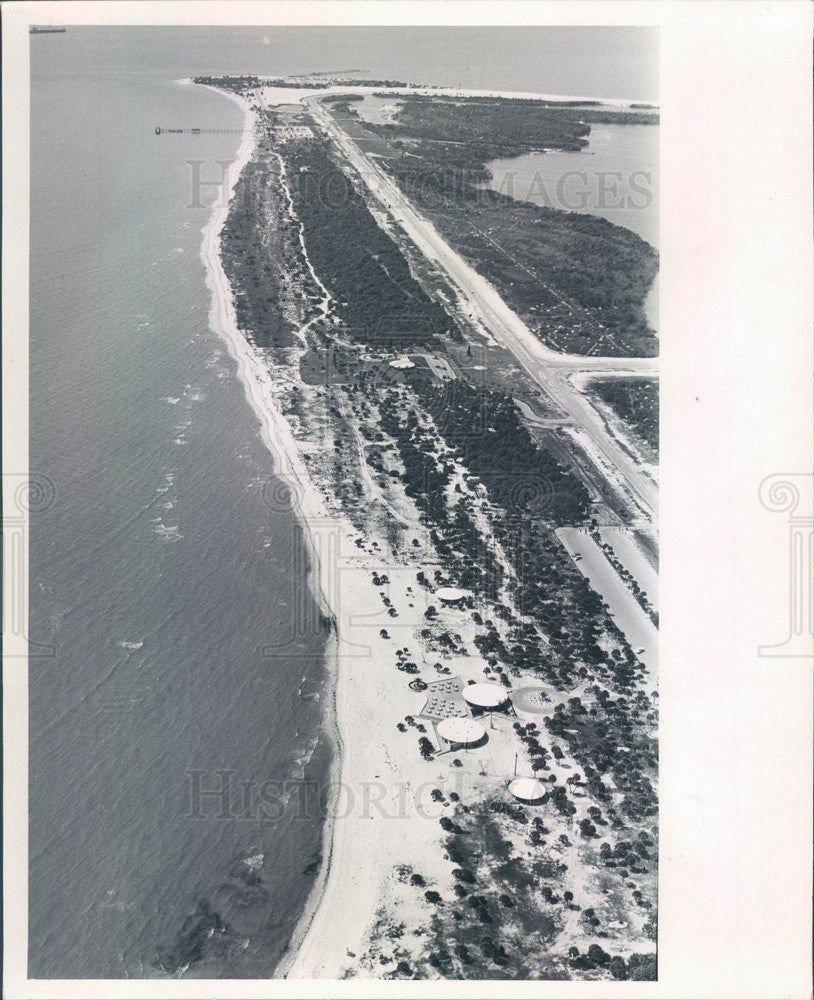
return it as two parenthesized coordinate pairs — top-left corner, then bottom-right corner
(255, 78), (657, 108)
(195, 82), (345, 979)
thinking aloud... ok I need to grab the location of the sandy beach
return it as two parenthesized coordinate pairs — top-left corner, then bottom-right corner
(255, 81), (657, 109)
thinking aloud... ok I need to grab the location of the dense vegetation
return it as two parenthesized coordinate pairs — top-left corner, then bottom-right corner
(285, 140), (453, 347)
(370, 95), (655, 149)
(591, 378), (658, 455)
(425, 381), (590, 523)
(389, 170), (657, 356)
(566, 108), (658, 126)
(193, 75), (264, 91)
(546, 689), (658, 825)
(369, 95), (592, 165)
(221, 156), (295, 351)
(401, 791), (656, 980)
(328, 95), (659, 356)
(334, 78), (408, 88)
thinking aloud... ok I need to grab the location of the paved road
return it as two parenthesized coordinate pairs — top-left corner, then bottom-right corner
(556, 527), (658, 678)
(597, 526), (659, 611)
(305, 98), (658, 523)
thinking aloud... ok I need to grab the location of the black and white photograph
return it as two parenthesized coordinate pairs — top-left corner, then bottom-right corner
(2, 2), (811, 998)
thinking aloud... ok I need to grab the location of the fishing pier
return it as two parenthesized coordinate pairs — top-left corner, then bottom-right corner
(154, 126), (247, 135)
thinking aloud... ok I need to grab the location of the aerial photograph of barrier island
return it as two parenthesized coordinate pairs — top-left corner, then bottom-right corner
(29, 24), (658, 983)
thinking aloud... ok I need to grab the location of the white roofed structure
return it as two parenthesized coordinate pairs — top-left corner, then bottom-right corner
(463, 683), (509, 710)
(436, 718), (485, 748)
(508, 777), (547, 802)
(435, 586), (471, 604)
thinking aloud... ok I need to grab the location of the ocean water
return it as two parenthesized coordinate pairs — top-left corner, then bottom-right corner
(29, 30), (331, 979)
(28, 26), (657, 979)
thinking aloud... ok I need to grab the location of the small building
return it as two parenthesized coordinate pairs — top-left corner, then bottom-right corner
(508, 777), (546, 803)
(435, 586), (472, 606)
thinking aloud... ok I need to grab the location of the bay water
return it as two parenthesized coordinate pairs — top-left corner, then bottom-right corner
(29, 28), (330, 979)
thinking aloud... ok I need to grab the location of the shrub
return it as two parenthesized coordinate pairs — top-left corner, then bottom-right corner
(455, 943), (472, 964)
(626, 952), (657, 980)
(587, 944), (611, 968)
(609, 955), (628, 980)
(452, 867), (476, 883)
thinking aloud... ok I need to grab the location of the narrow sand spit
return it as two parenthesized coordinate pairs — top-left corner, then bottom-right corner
(257, 82), (656, 109)
(198, 86), (348, 972)
(199, 85), (428, 979)
(199, 87), (333, 615)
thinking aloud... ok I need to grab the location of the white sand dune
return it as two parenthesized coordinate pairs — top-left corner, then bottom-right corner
(258, 81), (656, 110)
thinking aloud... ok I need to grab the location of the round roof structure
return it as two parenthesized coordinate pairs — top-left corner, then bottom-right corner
(388, 356), (415, 370)
(511, 685), (556, 715)
(435, 586), (471, 603)
(463, 683), (509, 709)
(436, 718), (485, 745)
(508, 777), (547, 802)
